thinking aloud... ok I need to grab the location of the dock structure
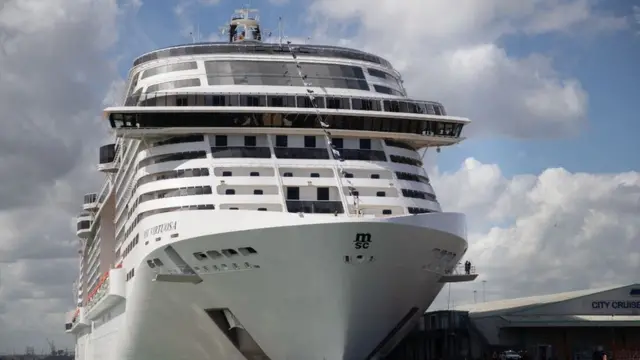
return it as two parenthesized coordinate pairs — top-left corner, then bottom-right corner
(385, 283), (640, 360)
(438, 263), (479, 283)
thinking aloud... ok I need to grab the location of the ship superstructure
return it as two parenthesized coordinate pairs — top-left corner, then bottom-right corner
(65, 8), (477, 360)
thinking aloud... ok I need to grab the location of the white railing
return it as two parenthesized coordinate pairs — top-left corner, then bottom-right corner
(86, 271), (110, 311)
(444, 263), (477, 276)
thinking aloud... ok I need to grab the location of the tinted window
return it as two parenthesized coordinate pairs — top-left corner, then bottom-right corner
(317, 187), (329, 201)
(145, 78), (201, 93)
(128, 72), (140, 96)
(352, 98), (380, 111)
(110, 112), (464, 139)
(275, 135), (288, 147)
(268, 95), (295, 107)
(99, 144), (116, 164)
(287, 187), (299, 200)
(297, 96), (325, 108)
(374, 84), (403, 96)
(326, 97), (349, 109)
(131, 91), (445, 116)
(204, 60), (369, 91)
(244, 136), (256, 147)
(141, 62), (198, 80)
(215, 135), (227, 147)
(241, 95), (266, 107)
(304, 136), (316, 148)
(125, 88), (143, 106)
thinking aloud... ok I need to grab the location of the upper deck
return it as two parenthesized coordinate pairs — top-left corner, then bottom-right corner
(132, 43), (394, 71)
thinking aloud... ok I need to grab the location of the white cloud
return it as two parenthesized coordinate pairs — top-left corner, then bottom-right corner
(0, 0), (126, 352)
(123, 0), (143, 11)
(174, 0), (223, 41)
(305, 0), (627, 138)
(429, 158), (640, 307)
(523, 0), (626, 35)
(299, 0), (639, 308)
(0, 0), (634, 353)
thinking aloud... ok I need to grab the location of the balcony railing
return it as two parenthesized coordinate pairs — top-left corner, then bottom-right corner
(445, 264), (477, 275)
(210, 146), (271, 158)
(123, 91), (448, 117)
(438, 263), (478, 283)
(286, 200), (344, 214)
(86, 271), (110, 309)
(85, 268), (125, 320)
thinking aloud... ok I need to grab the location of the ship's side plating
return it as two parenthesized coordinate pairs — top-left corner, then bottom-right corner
(66, 9), (475, 360)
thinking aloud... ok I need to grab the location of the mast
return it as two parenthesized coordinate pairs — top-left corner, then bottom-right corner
(278, 16), (283, 46)
(224, 6), (263, 43)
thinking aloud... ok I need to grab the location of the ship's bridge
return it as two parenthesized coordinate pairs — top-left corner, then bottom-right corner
(124, 8), (407, 108)
(227, 7), (263, 43)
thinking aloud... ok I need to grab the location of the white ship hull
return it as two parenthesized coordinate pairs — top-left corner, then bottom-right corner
(75, 211), (467, 360)
(71, 11), (475, 358)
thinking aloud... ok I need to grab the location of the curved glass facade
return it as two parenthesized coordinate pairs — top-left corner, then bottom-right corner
(141, 62), (198, 80)
(125, 92), (447, 117)
(204, 60), (369, 90)
(132, 43), (393, 68)
(145, 78), (202, 93)
(109, 111), (463, 138)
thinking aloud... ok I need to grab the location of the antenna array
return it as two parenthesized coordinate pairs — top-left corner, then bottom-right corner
(284, 41), (361, 215)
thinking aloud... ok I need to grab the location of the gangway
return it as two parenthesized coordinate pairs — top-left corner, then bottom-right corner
(438, 264), (478, 283)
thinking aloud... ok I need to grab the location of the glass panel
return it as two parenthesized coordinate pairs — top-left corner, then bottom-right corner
(285, 200), (344, 214)
(110, 112), (463, 139)
(141, 62), (198, 80)
(204, 60), (370, 91)
(145, 78), (201, 93)
(274, 148), (329, 159)
(373, 84), (403, 96)
(128, 72), (141, 96)
(210, 147), (271, 158)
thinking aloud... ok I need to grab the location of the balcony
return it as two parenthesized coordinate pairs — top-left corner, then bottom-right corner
(286, 200), (345, 214)
(82, 193), (99, 211)
(438, 264), (478, 283)
(76, 213), (93, 239)
(85, 267), (126, 320)
(65, 307), (90, 333)
(98, 143), (118, 172)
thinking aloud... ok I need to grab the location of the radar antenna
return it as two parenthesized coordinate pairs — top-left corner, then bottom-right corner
(223, 6), (263, 43)
(235, 5), (259, 21)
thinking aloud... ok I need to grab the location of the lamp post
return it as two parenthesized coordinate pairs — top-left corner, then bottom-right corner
(482, 280), (487, 302)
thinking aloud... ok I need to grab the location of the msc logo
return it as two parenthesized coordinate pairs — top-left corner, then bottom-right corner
(354, 233), (372, 249)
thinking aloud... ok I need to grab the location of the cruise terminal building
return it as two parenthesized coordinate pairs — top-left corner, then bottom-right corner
(386, 283), (640, 360)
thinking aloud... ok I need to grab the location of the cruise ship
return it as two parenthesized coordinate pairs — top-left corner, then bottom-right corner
(64, 8), (477, 360)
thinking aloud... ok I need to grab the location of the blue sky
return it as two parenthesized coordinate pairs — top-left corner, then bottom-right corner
(3, 0), (639, 351)
(441, 14), (639, 177)
(117, 0), (639, 177)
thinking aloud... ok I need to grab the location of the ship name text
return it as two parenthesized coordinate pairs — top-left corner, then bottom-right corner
(144, 221), (178, 238)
